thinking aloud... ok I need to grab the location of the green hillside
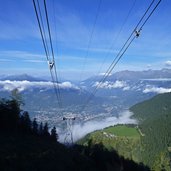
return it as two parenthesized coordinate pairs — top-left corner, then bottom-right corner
(78, 125), (142, 162)
(130, 92), (171, 171)
(104, 125), (140, 137)
(130, 92), (171, 121)
(79, 93), (171, 171)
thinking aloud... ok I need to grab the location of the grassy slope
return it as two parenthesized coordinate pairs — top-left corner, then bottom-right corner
(78, 125), (142, 162)
(104, 125), (140, 137)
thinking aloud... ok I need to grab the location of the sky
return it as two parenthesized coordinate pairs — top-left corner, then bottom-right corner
(0, 0), (171, 80)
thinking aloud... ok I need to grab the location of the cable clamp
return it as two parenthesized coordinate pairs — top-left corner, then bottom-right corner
(48, 61), (54, 70)
(134, 29), (141, 38)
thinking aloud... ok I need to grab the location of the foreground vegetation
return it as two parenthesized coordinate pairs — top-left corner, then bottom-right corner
(0, 97), (150, 171)
(79, 93), (171, 171)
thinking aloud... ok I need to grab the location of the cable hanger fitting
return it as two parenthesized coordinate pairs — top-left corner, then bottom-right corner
(134, 29), (141, 38)
(48, 61), (54, 70)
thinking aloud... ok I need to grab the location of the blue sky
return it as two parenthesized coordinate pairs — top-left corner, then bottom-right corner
(0, 0), (171, 80)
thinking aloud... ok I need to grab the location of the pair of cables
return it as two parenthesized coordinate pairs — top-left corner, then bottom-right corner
(32, 0), (62, 108)
(82, 0), (162, 111)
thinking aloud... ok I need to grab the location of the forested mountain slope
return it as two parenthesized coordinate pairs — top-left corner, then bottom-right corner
(130, 92), (171, 170)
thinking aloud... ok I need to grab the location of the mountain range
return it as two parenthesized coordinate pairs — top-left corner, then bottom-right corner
(0, 74), (48, 82)
(0, 68), (171, 129)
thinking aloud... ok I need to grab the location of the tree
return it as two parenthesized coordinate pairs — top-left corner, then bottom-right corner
(51, 126), (58, 142)
(23, 112), (31, 127)
(43, 122), (50, 137)
(0, 98), (20, 131)
(39, 122), (43, 135)
(20, 111), (31, 133)
(32, 118), (38, 134)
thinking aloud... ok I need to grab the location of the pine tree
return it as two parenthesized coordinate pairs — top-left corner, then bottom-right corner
(20, 111), (31, 133)
(32, 118), (38, 134)
(23, 112), (31, 127)
(0, 99), (20, 131)
(51, 126), (58, 142)
(39, 122), (43, 135)
(43, 122), (50, 137)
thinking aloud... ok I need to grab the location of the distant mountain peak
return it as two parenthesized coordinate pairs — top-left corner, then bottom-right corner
(0, 74), (47, 82)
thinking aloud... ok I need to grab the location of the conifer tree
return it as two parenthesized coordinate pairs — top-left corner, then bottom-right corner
(51, 126), (58, 142)
(20, 111), (31, 133)
(32, 118), (38, 134)
(39, 122), (43, 135)
(43, 122), (50, 137)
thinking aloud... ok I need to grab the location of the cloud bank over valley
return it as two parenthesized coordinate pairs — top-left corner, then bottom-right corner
(58, 110), (137, 142)
(0, 80), (79, 92)
(143, 86), (171, 94)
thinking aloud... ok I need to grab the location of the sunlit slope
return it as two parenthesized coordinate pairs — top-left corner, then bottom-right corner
(104, 125), (140, 137)
(78, 125), (142, 162)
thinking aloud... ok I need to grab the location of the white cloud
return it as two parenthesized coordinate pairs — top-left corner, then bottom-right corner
(93, 80), (128, 89)
(165, 60), (171, 67)
(143, 86), (171, 94)
(59, 82), (79, 89)
(0, 80), (79, 92)
(123, 86), (130, 91)
(98, 73), (112, 76)
(58, 110), (137, 142)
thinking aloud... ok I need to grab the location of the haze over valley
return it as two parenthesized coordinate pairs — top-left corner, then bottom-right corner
(1, 68), (171, 141)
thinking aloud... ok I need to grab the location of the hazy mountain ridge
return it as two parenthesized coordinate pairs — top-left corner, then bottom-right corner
(82, 69), (171, 106)
(0, 69), (171, 109)
(0, 74), (48, 82)
(87, 68), (171, 82)
(84, 69), (171, 89)
(0, 69), (171, 115)
(1, 68), (171, 83)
